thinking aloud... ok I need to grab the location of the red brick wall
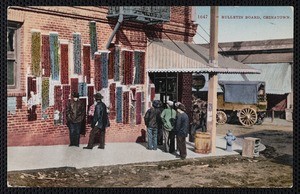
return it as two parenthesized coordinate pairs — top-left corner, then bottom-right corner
(7, 6), (196, 146)
(115, 6), (197, 48)
(178, 73), (193, 119)
(8, 105), (69, 146)
(8, 104), (146, 146)
(8, 6), (195, 96)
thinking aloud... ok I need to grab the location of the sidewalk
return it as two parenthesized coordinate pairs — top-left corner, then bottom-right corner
(8, 135), (242, 171)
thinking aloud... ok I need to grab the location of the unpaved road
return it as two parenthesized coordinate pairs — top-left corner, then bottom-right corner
(7, 120), (293, 188)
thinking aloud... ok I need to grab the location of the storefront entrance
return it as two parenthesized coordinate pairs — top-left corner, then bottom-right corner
(149, 72), (178, 103)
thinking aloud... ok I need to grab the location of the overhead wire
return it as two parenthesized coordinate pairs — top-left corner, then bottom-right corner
(195, 23), (228, 57)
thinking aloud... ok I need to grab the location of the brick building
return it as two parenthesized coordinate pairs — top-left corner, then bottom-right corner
(7, 6), (199, 146)
(7, 6), (256, 146)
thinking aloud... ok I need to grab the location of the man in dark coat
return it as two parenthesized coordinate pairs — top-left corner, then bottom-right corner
(144, 100), (162, 150)
(66, 92), (85, 147)
(83, 93), (109, 149)
(157, 101), (164, 146)
(174, 103), (189, 159)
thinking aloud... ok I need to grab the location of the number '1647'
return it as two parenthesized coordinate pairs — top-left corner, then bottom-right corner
(198, 15), (208, 19)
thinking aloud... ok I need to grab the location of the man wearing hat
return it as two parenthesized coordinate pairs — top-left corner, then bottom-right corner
(160, 101), (177, 153)
(144, 100), (162, 150)
(174, 103), (189, 159)
(66, 92), (85, 147)
(83, 93), (109, 149)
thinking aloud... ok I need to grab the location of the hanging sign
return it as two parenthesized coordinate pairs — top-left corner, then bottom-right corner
(192, 74), (206, 90)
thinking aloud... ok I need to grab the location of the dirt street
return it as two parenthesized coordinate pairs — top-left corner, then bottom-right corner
(7, 120), (293, 188)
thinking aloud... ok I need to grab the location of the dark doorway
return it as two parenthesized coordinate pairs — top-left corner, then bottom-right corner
(149, 72), (178, 103)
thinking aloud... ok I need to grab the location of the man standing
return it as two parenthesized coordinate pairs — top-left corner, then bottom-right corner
(157, 101), (164, 146)
(174, 103), (189, 159)
(83, 93), (109, 149)
(144, 100), (162, 150)
(66, 92), (85, 147)
(160, 101), (177, 153)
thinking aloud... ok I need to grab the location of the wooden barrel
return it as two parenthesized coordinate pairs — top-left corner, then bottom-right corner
(194, 132), (211, 154)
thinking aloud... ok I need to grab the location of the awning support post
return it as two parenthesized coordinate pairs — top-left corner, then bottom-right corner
(207, 6), (219, 154)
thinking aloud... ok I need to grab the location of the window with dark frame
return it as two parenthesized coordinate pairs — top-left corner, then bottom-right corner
(150, 72), (178, 103)
(7, 21), (22, 90)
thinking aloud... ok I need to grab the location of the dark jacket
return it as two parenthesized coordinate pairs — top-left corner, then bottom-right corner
(175, 112), (189, 137)
(144, 107), (162, 129)
(66, 100), (85, 124)
(92, 101), (109, 129)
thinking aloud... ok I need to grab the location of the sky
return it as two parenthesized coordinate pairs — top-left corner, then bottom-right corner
(193, 6), (294, 44)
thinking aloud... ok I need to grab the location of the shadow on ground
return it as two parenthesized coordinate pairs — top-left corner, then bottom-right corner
(235, 130), (293, 166)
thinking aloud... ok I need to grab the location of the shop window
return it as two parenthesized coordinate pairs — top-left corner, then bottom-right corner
(7, 21), (22, 90)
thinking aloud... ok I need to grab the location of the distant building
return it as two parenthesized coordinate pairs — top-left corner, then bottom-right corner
(199, 39), (293, 121)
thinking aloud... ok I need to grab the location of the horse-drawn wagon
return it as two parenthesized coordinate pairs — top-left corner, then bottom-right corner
(216, 81), (267, 126)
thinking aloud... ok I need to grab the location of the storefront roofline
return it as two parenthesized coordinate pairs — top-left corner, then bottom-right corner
(146, 68), (261, 74)
(146, 39), (261, 74)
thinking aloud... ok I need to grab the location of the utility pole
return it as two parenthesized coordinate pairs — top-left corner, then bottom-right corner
(207, 6), (218, 154)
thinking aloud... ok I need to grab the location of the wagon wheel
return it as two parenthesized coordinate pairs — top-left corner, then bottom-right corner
(238, 108), (257, 127)
(256, 117), (264, 125)
(216, 111), (227, 125)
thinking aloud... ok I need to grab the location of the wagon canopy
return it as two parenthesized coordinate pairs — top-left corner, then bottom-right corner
(218, 81), (265, 104)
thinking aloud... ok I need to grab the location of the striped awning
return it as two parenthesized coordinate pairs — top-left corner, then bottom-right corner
(146, 39), (260, 74)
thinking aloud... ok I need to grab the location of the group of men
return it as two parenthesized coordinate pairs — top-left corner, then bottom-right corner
(66, 92), (190, 160)
(144, 100), (190, 160)
(66, 92), (109, 149)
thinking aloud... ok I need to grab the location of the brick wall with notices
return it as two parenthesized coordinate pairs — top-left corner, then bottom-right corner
(7, 6), (196, 146)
